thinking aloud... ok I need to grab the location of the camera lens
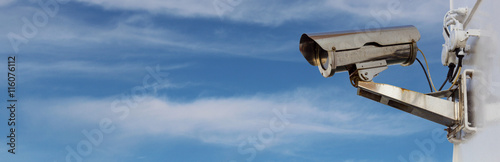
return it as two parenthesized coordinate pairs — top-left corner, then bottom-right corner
(317, 46), (329, 70)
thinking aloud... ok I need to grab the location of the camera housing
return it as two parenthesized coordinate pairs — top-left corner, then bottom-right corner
(299, 25), (421, 78)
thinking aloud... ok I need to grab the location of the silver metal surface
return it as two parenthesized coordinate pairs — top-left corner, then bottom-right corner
(356, 60), (388, 82)
(357, 81), (457, 126)
(334, 45), (412, 72)
(461, 70), (476, 133)
(427, 90), (454, 98)
(448, 70), (476, 143)
(299, 25), (420, 78)
(301, 25), (421, 53)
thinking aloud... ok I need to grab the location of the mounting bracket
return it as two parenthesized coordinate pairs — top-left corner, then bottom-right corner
(356, 70), (476, 143)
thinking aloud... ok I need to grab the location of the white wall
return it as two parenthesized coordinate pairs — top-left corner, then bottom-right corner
(451, 0), (500, 161)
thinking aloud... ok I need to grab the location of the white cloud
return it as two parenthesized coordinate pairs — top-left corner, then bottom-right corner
(73, 0), (448, 26)
(76, 0), (216, 17)
(26, 86), (430, 148)
(18, 60), (190, 82)
(34, 15), (194, 49)
(0, 0), (13, 6)
(1, 11), (294, 60)
(0, 0), (447, 59)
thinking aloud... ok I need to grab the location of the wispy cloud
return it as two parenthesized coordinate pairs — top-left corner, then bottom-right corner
(74, 0), (447, 26)
(19, 60), (191, 82)
(75, 0), (216, 17)
(0, 0), (13, 6)
(0, 0), (447, 60)
(1, 9), (295, 60)
(24, 85), (429, 151)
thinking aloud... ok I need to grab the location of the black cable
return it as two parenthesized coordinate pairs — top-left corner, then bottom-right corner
(439, 63), (456, 91)
(440, 50), (465, 91)
(416, 58), (433, 92)
(446, 63), (456, 82)
(449, 64), (460, 83)
(438, 78), (448, 91)
(448, 60), (462, 83)
(449, 50), (464, 83)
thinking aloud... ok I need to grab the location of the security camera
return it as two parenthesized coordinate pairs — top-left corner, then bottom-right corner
(298, 24), (478, 144)
(299, 25), (420, 86)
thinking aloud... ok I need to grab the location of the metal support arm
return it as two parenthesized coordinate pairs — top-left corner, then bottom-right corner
(357, 81), (458, 126)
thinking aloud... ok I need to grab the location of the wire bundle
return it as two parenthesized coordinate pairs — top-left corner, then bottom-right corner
(417, 49), (462, 93)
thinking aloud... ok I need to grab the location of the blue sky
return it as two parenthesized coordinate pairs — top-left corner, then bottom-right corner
(0, 0), (455, 161)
